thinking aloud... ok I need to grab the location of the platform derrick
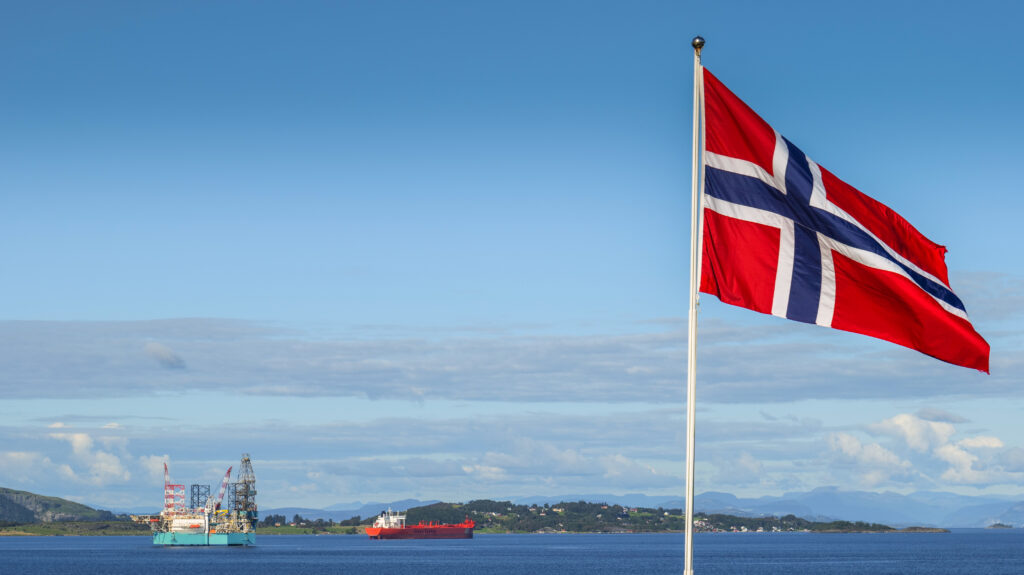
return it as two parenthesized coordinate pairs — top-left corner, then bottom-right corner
(232, 453), (258, 530)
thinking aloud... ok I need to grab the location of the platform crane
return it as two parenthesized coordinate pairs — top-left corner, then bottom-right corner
(205, 466), (233, 513)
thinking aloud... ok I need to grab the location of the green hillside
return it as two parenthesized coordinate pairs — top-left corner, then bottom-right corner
(391, 500), (900, 534)
(0, 487), (117, 523)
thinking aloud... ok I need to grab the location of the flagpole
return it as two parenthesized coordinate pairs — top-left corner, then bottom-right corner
(684, 35), (705, 575)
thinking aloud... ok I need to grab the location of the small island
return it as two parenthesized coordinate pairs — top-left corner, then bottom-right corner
(896, 526), (950, 533)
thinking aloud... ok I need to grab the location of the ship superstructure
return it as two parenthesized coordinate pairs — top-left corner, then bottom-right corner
(132, 453), (258, 546)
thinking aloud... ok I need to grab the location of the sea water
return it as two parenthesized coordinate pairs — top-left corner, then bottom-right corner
(1, 530), (1022, 574)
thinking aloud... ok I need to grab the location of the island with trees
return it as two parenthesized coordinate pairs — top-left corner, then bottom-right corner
(255, 500), (945, 535)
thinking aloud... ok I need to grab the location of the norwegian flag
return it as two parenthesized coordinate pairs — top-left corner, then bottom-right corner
(699, 68), (989, 372)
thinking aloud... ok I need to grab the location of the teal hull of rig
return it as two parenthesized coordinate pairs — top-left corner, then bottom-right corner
(153, 531), (255, 546)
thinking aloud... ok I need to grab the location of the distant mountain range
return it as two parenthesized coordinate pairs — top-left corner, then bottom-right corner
(262, 499), (441, 523)
(505, 488), (1024, 528)
(8, 484), (1023, 528)
(0, 487), (117, 523)
(260, 488), (1024, 528)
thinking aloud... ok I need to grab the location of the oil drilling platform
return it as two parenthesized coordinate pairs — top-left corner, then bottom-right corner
(132, 453), (258, 546)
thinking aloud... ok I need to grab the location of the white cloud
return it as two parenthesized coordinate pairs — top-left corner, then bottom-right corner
(597, 454), (669, 487)
(958, 436), (1003, 449)
(828, 432), (909, 468)
(711, 451), (765, 487)
(0, 451), (80, 487)
(933, 443), (1003, 485)
(933, 436), (1015, 485)
(49, 432), (131, 485)
(92, 451), (131, 483)
(870, 414), (954, 452)
(0, 452), (56, 484)
(851, 413), (1024, 488)
(461, 465), (506, 481)
(734, 452), (763, 476)
(49, 432), (94, 455)
(934, 443), (975, 470)
(479, 440), (590, 477)
(138, 455), (170, 483)
(827, 432), (914, 487)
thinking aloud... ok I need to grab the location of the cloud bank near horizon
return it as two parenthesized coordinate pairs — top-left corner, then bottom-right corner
(0, 300), (1016, 405)
(3, 406), (1023, 509)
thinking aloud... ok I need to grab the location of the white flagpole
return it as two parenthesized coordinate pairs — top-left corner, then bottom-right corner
(684, 35), (705, 575)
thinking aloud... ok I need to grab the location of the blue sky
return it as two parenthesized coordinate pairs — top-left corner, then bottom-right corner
(1, 1), (1022, 511)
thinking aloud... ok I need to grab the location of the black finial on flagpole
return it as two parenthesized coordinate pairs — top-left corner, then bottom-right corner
(692, 36), (705, 51)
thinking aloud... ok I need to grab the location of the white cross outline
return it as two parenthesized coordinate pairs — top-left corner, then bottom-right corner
(703, 131), (969, 325)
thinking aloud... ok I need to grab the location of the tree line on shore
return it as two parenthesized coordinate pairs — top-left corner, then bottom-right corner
(263, 500), (901, 534)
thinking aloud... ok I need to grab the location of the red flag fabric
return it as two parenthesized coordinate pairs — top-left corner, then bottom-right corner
(699, 68), (989, 373)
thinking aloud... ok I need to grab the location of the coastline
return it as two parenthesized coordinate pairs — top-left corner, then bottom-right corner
(0, 525), (957, 536)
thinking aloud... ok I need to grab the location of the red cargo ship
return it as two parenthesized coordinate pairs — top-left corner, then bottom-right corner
(366, 508), (474, 539)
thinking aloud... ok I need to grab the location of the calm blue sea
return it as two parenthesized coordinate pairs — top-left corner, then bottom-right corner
(2, 530), (1022, 574)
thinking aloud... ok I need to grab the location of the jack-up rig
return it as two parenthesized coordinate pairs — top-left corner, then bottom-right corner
(132, 453), (258, 546)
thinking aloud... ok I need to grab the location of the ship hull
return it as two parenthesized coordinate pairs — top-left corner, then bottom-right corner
(153, 531), (255, 546)
(366, 526), (473, 539)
